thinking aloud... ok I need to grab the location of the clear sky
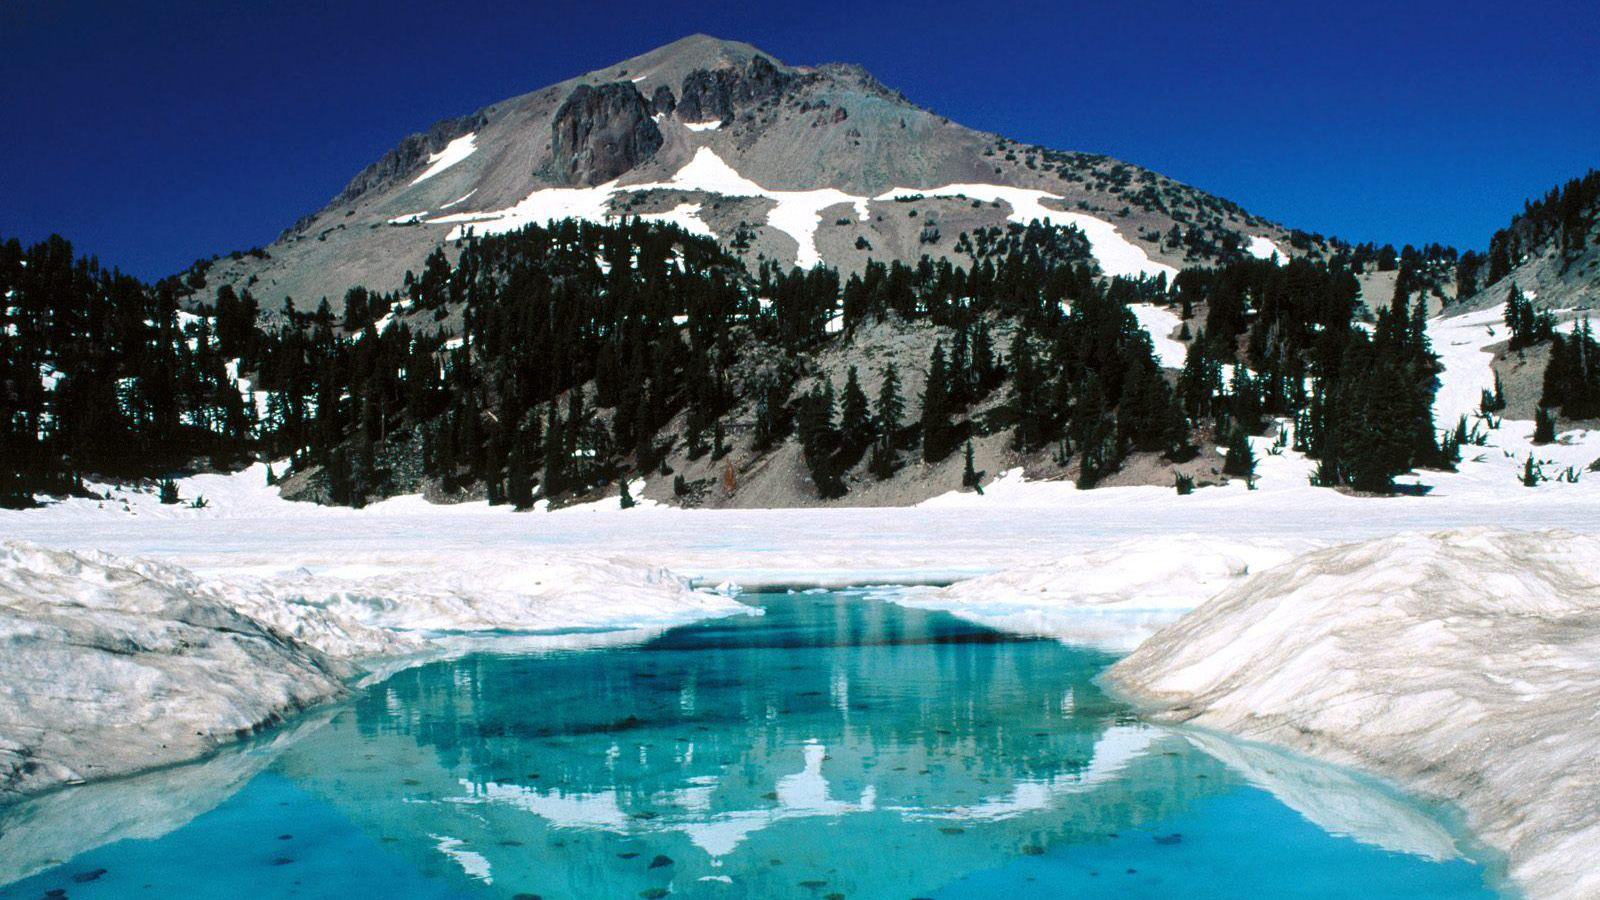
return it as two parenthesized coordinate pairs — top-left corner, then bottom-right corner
(3, 0), (1597, 279)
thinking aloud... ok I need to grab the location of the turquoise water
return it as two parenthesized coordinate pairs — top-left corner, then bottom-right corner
(1, 591), (1504, 900)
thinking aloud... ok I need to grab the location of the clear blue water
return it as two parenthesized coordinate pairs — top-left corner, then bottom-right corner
(0, 591), (1505, 900)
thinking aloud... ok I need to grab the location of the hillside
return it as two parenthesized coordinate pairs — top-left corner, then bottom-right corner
(1454, 169), (1600, 313)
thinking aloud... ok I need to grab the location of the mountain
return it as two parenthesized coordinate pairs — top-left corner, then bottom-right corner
(182, 35), (1302, 315)
(15, 36), (1577, 513)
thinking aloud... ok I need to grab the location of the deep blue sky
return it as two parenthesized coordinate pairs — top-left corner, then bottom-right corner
(4, 0), (1597, 278)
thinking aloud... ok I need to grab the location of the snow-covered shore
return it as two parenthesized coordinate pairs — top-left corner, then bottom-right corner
(883, 535), (1298, 651)
(0, 541), (753, 799)
(1108, 529), (1600, 900)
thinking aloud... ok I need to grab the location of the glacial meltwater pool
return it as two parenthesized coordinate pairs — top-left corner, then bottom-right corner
(0, 590), (1504, 900)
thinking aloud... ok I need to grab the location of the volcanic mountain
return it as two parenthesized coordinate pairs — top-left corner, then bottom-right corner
(187, 34), (1298, 313)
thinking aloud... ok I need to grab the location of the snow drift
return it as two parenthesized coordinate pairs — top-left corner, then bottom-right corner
(0, 541), (753, 799)
(887, 535), (1297, 651)
(1109, 528), (1600, 900)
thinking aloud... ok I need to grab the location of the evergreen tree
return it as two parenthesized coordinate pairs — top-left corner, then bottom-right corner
(920, 342), (952, 463)
(1070, 375), (1118, 487)
(1504, 284), (1556, 350)
(712, 420), (729, 460)
(507, 444), (533, 509)
(840, 366), (871, 447)
(961, 440), (983, 491)
(970, 322), (998, 396)
(1533, 407), (1556, 444)
(876, 362), (904, 440)
(1008, 333), (1045, 451)
(619, 478), (636, 509)
(1222, 430), (1257, 481)
(868, 437), (898, 480)
(1541, 319), (1600, 418)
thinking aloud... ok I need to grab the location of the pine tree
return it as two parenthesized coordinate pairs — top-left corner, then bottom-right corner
(1222, 430), (1256, 481)
(1008, 333), (1043, 451)
(970, 322), (997, 396)
(876, 362), (904, 440)
(1541, 319), (1600, 419)
(1504, 284), (1555, 350)
(1533, 407), (1556, 444)
(158, 478), (180, 505)
(542, 405), (566, 498)
(1070, 375), (1118, 487)
(961, 440), (983, 491)
(1521, 456), (1543, 487)
(619, 478), (636, 509)
(1481, 371), (1506, 414)
(920, 342), (952, 463)
(711, 420), (728, 460)
(507, 444), (533, 509)
(840, 366), (871, 447)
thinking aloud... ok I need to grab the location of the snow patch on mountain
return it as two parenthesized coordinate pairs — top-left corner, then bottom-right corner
(1246, 235), (1287, 264)
(416, 149), (1173, 276)
(682, 120), (723, 132)
(635, 149), (870, 268)
(632, 202), (713, 237)
(427, 148), (872, 269)
(1128, 302), (1188, 368)
(410, 133), (477, 185)
(1109, 528), (1600, 900)
(439, 188), (477, 209)
(430, 179), (620, 241)
(876, 184), (1177, 281)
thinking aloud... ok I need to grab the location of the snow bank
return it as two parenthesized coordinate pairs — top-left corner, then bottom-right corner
(0, 540), (753, 798)
(0, 543), (346, 799)
(1109, 528), (1600, 900)
(887, 535), (1295, 651)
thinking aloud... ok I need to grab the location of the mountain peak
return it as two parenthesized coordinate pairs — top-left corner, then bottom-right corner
(583, 34), (795, 95)
(211, 35), (1294, 313)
